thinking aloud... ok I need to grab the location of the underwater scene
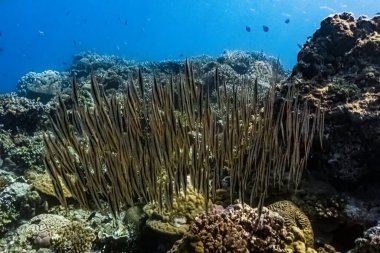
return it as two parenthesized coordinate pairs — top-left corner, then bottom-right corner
(0, 1), (380, 253)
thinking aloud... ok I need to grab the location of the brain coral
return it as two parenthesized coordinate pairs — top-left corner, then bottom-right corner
(268, 200), (314, 247)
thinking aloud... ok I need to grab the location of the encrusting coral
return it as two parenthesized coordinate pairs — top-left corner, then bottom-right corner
(144, 186), (209, 236)
(27, 170), (72, 199)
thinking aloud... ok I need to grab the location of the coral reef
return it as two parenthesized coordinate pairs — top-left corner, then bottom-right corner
(0, 130), (45, 169)
(69, 50), (286, 95)
(1, 11), (377, 250)
(49, 205), (141, 252)
(2, 213), (95, 252)
(17, 70), (71, 103)
(0, 181), (41, 235)
(0, 93), (50, 134)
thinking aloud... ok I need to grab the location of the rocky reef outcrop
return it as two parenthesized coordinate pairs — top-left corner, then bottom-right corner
(294, 13), (380, 81)
(289, 13), (380, 251)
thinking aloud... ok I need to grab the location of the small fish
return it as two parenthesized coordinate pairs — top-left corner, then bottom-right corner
(245, 26), (251, 32)
(86, 212), (96, 221)
(124, 20), (128, 25)
(297, 43), (302, 49)
(73, 40), (77, 46)
(82, 18), (88, 23)
(38, 30), (45, 36)
(263, 25), (269, 32)
(285, 18), (290, 24)
(375, 12), (380, 15)
(179, 53), (184, 57)
(62, 62), (68, 65)
(65, 10), (70, 15)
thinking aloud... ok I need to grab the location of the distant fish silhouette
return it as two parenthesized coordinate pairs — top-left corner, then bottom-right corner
(375, 12), (380, 15)
(179, 53), (184, 57)
(0, 32), (2, 37)
(73, 40), (77, 46)
(285, 18), (290, 24)
(124, 20), (128, 25)
(65, 10), (70, 15)
(82, 18), (88, 23)
(263, 25), (269, 32)
(245, 26), (251, 32)
(297, 43), (302, 49)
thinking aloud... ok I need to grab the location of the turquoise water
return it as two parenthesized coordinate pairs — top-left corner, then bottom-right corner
(0, 0), (378, 93)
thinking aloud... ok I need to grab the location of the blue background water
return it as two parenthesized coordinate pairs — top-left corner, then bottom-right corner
(0, 0), (378, 93)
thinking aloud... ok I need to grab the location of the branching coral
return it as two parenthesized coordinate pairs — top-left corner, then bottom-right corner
(169, 202), (319, 253)
(169, 203), (290, 253)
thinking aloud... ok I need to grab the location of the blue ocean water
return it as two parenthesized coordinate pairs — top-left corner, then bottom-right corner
(0, 0), (378, 93)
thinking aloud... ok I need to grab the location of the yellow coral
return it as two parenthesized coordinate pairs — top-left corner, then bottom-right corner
(143, 187), (209, 236)
(28, 171), (72, 199)
(146, 219), (189, 236)
(268, 200), (314, 247)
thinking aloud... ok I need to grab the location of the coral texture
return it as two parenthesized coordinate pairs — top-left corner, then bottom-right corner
(169, 204), (315, 253)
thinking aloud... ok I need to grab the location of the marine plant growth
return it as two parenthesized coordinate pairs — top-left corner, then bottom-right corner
(43, 61), (323, 216)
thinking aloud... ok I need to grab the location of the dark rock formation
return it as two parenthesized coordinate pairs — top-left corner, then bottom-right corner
(348, 224), (380, 253)
(294, 13), (380, 80)
(289, 13), (380, 251)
